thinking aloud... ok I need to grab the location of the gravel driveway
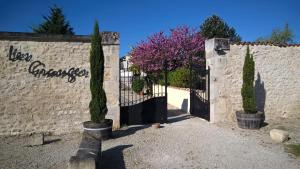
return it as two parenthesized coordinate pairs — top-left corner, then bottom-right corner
(1, 111), (299, 169)
(102, 116), (300, 169)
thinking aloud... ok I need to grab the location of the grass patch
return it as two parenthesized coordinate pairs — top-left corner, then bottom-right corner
(285, 144), (300, 159)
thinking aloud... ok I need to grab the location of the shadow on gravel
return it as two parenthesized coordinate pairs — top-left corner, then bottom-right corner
(101, 144), (133, 169)
(168, 108), (191, 124)
(261, 122), (269, 128)
(43, 138), (61, 145)
(168, 108), (186, 117)
(112, 125), (150, 139)
(168, 114), (191, 124)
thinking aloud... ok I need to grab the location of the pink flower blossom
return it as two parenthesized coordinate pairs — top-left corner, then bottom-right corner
(131, 26), (205, 72)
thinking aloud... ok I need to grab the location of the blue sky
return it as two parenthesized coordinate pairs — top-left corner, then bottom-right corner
(0, 0), (299, 56)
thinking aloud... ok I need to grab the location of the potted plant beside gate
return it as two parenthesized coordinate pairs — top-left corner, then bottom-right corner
(130, 65), (144, 95)
(83, 21), (113, 140)
(236, 46), (263, 129)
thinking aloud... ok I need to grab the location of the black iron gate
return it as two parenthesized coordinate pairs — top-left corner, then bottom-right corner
(119, 58), (168, 125)
(189, 62), (210, 121)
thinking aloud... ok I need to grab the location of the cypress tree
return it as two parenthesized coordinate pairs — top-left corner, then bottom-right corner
(89, 21), (107, 123)
(241, 46), (256, 113)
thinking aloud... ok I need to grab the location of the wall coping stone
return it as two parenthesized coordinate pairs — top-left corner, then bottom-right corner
(231, 41), (300, 47)
(0, 31), (119, 45)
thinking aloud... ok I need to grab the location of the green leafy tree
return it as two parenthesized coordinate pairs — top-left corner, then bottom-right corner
(256, 24), (294, 44)
(89, 21), (107, 123)
(200, 15), (241, 42)
(32, 5), (74, 35)
(241, 46), (256, 114)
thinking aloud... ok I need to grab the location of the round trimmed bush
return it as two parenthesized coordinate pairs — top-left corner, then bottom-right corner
(168, 67), (190, 88)
(169, 67), (202, 88)
(132, 77), (144, 94)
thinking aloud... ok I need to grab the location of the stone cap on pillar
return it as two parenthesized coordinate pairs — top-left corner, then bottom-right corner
(0, 31), (120, 45)
(205, 38), (230, 53)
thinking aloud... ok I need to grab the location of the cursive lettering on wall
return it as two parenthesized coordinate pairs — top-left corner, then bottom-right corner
(7, 45), (89, 83)
(28, 60), (88, 83)
(8, 46), (32, 62)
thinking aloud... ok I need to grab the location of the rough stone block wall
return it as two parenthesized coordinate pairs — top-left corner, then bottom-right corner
(0, 32), (120, 136)
(206, 38), (300, 123)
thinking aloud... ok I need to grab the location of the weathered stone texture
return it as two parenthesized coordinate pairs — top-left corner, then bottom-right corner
(206, 38), (300, 123)
(270, 129), (289, 143)
(0, 34), (120, 136)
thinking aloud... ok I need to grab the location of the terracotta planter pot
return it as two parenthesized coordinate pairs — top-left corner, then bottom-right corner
(152, 123), (160, 129)
(83, 119), (113, 140)
(236, 111), (263, 129)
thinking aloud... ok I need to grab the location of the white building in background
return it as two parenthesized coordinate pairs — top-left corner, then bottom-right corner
(120, 55), (146, 90)
(120, 55), (133, 77)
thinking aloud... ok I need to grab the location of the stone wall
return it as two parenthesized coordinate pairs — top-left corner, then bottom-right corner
(206, 38), (300, 123)
(0, 32), (120, 136)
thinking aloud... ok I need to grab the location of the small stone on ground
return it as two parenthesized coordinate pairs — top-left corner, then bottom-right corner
(270, 129), (289, 143)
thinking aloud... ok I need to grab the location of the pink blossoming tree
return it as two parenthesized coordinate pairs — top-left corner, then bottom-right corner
(130, 26), (205, 73)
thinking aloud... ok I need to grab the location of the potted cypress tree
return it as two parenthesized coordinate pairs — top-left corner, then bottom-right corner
(83, 21), (112, 140)
(236, 46), (263, 129)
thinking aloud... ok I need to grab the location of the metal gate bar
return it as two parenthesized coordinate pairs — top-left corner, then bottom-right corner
(119, 58), (167, 125)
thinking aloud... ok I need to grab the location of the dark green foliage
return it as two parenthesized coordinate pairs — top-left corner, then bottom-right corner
(156, 73), (168, 86)
(168, 67), (190, 88)
(241, 46), (256, 113)
(32, 5), (74, 35)
(129, 65), (141, 76)
(132, 77), (144, 93)
(158, 67), (199, 88)
(286, 144), (300, 158)
(200, 15), (241, 42)
(89, 21), (107, 123)
(256, 24), (294, 44)
(144, 75), (153, 95)
(154, 67), (202, 88)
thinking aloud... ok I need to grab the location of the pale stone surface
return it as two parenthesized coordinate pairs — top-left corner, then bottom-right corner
(206, 38), (300, 123)
(68, 157), (96, 169)
(69, 133), (101, 169)
(270, 129), (289, 143)
(0, 33), (120, 136)
(154, 85), (190, 113)
(28, 133), (44, 146)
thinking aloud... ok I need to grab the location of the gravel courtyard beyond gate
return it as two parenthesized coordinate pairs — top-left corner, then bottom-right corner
(1, 110), (299, 169)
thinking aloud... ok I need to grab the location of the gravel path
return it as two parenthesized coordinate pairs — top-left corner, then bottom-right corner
(0, 134), (81, 169)
(102, 116), (300, 169)
(0, 110), (299, 169)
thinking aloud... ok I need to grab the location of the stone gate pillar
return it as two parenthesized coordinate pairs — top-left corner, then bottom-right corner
(205, 38), (230, 123)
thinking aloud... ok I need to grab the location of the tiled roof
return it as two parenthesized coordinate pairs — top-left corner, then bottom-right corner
(231, 41), (300, 47)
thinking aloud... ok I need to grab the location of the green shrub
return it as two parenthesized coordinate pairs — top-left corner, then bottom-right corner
(129, 65), (141, 76)
(168, 67), (190, 88)
(151, 67), (204, 89)
(168, 67), (203, 88)
(132, 77), (144, 93)
(241, 46), (256, 113)
(145, 73), (169, 86)
(157, 73), (169, 86)
(89, 21), (107, 123)
(286, 144), (300, 158)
